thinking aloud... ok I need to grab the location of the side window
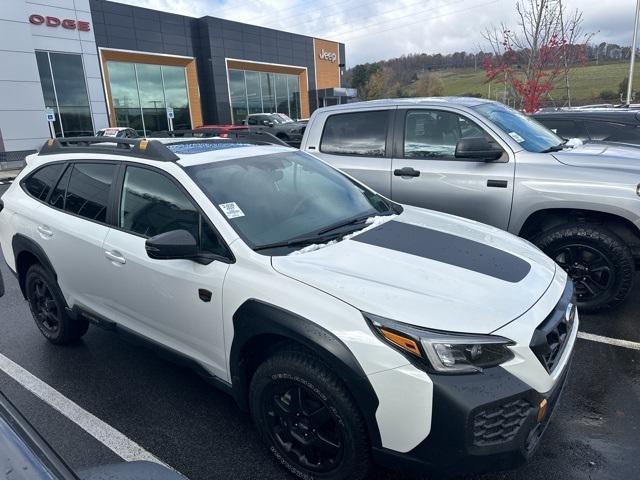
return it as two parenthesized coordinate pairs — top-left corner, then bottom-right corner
(49, 166), (72, 210)
(120, 166), (226, 255)
(320, 111), (388, 157)
(247, 117), (258, 125)
(403, 110), (488, 160)
(63, 163), (116, 223)
(22, 163), (66, 201)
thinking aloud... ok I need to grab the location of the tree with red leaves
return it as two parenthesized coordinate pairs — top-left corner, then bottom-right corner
(483, 0), (590, 112)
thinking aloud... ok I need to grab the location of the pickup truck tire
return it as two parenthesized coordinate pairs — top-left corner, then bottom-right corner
(25, 264), (89, 344)
(249, 349), (371, 480)
(534, 223), (634, 312)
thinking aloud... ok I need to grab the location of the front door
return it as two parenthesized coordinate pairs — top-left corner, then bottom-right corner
(391, 108), (515, 230)
(100, 165), (231, 378)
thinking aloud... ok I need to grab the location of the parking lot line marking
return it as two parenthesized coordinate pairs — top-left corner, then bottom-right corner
(577, 332), (640, 351)
(0, 352), (175, 469)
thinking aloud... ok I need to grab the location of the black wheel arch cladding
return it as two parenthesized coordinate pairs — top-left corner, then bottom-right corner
(12, 234), (58, 299)
(230, 299), (383, 448)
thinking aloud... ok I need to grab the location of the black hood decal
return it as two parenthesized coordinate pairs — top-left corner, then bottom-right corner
(352, 221), (531, 283)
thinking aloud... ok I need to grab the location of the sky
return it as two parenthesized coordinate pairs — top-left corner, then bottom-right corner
(114, 0), (638, 67)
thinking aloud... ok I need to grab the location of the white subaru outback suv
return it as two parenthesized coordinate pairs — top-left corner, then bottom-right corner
(0, 137), (577, 479)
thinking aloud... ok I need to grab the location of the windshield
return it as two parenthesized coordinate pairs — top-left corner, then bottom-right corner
(270, 113), (294, 124)
(187, 151), (393, 253)
(471, 102), (564, 153)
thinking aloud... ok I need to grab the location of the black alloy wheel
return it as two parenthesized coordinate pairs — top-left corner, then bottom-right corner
(535, 223), (635, 311)
(25, 264), (89, 344)
(264, 382), (345, 473)
(551, 243), (614, 303)
(28, 277), (61, 335)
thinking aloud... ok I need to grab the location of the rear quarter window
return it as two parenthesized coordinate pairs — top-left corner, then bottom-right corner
(21, 163), (66, 201)
(320, 110), (389, 157)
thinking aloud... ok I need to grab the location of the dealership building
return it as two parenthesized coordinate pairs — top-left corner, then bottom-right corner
(0, 0), (352, 164)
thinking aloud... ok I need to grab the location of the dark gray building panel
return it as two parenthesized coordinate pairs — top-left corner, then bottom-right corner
(90, 0), (344, 125)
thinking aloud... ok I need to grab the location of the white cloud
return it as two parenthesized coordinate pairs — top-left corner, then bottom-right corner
(114, 0), (638, 66)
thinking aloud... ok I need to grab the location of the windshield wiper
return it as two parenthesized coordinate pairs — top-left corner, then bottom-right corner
(253, 232), (344, 252)
(317, 212), (377, 235)
(541, 140), (568, 153)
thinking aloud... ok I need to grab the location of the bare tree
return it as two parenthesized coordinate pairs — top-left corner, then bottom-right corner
(483, 0), (592, 111)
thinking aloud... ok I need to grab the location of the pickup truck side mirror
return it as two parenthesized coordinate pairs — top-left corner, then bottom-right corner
(454, 137), (504, 162)
(262, 120), (274, 127)
(145, 229), (198, 261)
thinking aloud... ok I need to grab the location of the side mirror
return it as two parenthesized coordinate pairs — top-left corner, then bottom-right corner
(262, 120), (270, 126)
(454, 137), (504, 162)
(145, 229), (198, 261)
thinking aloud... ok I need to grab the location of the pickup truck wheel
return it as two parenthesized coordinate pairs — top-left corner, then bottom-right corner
(25, 264), (89, 344)
(535, 223), (634, 312)
(250, 349), (371, 480)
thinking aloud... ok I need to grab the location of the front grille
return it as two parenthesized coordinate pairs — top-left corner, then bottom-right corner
(530, 282), (576, 373)
(472, 398), (533, 446)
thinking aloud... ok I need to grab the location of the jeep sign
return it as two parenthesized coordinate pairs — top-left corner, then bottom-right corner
(29, 14), (90, 31)
(318, 49), (337, 63)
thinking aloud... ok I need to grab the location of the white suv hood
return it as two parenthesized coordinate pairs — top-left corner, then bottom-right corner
(272, 206), (557, 334)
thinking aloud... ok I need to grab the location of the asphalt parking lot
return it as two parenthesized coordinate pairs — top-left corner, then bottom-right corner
(0, 179), (638, 480)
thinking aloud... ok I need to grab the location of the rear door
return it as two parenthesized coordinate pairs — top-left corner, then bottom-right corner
(306, 108), (395, 197)
(32, 161), (117, 314)
(390, 107), (515, 230)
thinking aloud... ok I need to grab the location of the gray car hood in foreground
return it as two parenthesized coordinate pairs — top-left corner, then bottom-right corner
(552, 143), (640, 171)
(273, 206), (557, 334)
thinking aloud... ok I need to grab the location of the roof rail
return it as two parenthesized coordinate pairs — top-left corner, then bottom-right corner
(156, 130), (290, 147)
(38, 137), (180, 162)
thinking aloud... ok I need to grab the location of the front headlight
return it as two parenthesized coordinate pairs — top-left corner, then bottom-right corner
(365, 313), (514, 374)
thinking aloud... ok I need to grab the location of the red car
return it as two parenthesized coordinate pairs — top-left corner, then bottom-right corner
(194, 124), (249, 137)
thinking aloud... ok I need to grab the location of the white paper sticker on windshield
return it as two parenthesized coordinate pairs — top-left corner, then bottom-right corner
(508, 131), (525, 143)
(219, 202), (245, 218)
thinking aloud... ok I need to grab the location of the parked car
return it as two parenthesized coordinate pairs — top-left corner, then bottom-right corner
(0, 136), (576, 480)
(245, 113), (306, 144)
(0, 388), (185, 480)
(96, 127), (140, 138)
(533, 109), (640, 146)
(194, 124), (249, 137)
(301, 97), (640, 311)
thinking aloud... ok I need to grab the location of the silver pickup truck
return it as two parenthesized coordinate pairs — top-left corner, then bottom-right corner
(301, 97), (640, 311)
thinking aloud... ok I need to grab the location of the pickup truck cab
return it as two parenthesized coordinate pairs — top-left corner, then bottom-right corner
(301, 97), (640, 311)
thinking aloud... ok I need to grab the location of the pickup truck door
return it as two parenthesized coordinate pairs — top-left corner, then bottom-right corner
(305, 108), (395, 197)
(390, 107), (515, 230)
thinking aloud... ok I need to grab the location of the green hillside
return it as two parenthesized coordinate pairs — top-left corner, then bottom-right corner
(436, 62), (640, 106)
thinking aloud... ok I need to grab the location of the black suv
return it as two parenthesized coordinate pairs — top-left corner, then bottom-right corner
(245, 113), (306, 145)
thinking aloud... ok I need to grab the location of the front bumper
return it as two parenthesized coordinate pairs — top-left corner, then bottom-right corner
(372, 355), (572, 475)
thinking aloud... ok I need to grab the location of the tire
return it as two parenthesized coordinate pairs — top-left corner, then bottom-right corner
(534, 223), (635, 312)
(25, 264), (89, 344)
(249, 349), (371, 480)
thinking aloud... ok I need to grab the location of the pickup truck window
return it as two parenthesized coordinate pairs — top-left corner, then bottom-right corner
(403, 110), (487, 159)
(320, 111), (388, 157)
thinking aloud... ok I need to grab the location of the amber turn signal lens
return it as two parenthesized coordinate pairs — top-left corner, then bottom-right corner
(537, 398), (548, 422)
(380, 328), (422, 357)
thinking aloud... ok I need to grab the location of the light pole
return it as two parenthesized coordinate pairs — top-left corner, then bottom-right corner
(627, 0), (640, 104)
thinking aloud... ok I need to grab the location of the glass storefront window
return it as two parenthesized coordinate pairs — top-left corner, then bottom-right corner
(229, 69), (301, 124)
(162, 66), (190, 130)
(260, 72), (276, 113)
(275, 74), (289, 117)
(35, 51), (93, 137)
(245, 71), (262, 115)
(108, 62), (143, 132)
(229, 69), (247, 125)
(106, 61), (191, 135)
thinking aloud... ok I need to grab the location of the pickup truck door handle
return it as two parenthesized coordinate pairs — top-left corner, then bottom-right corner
(104, 250), (126, 265)
(394, 167), (421, 177)
(487, 179), (508, 188)
(37, 225), (53, 238)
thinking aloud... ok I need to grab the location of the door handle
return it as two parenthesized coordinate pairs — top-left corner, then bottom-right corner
(104, 250), (126, 265)
(393, 167), (421, 177)
(37, 225), (53, 238)
(487, 179), (508, 188)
